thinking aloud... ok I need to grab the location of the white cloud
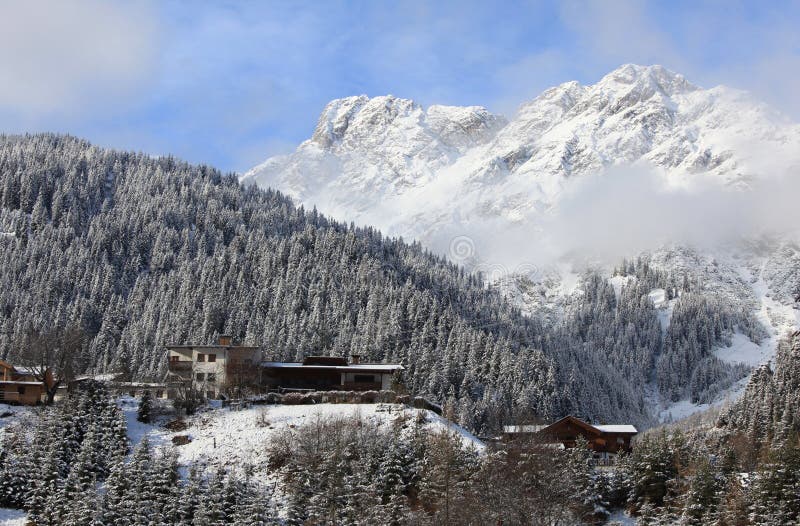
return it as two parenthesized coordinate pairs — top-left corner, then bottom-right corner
(0, 0), (159, 118)
(540, 164), (800, 263)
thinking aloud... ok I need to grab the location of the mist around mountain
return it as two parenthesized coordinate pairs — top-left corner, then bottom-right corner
(244, 64), (800, 420)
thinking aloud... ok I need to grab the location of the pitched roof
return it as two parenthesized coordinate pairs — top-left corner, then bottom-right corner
(504, 416), (638, 436)
(594, 424), (638, 434)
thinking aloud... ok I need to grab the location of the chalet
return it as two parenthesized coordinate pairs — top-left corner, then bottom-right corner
(503, 416), (638, 458)
(166, 335), (261, 398)
(262, 355), (403, 391)
(0, 360), (51, 405)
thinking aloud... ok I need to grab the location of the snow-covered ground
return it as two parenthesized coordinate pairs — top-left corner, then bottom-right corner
(0, 509), (25, 526)
(608, 509), (637, 525)
(119, 398), (484, 474)
(0, 407), (30, 525)
(714, 332), (772, 366)
(648, 287), (676, 333)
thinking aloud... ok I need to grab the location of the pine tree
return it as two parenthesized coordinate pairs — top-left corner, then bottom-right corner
(137, 390), (153, 424)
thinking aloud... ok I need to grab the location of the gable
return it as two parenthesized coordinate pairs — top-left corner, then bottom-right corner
(540, 416), (602, 437)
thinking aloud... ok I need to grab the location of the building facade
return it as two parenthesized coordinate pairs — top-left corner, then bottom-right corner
(166, 335), (261, 398)
(166, 339), (403, 398)
(0, 360), (50, 405)
(262, 355), (402, 391)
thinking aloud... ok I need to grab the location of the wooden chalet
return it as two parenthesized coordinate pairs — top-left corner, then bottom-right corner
(0, 360), (51, 405)
(503, 416), (638, 456)
(262, 355), (403, 391)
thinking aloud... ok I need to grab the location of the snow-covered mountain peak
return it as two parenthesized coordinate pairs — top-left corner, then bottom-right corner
(244, 64), (800, 252)
(595, 63), (699, 97)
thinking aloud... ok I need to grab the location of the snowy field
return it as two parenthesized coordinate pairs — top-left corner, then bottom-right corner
(120, 398), (484, 474)
(0, 509), (25, 526)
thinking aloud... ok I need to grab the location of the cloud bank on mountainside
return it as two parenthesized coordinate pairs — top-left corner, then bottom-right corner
(245, 65), (800, 274)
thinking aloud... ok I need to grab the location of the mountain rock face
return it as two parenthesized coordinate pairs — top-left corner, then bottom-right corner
(244, 64), (800, 244)
(248, 95), (506, 221)
(245, 65), (800, 421)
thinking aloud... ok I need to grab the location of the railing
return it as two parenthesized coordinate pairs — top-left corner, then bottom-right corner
(342, 382), (382, 391)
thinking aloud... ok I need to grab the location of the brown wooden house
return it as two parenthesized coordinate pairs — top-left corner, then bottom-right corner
(0, 360), (51, 405)
(503, 416), (638, 456)
(262, 355), (403, 391)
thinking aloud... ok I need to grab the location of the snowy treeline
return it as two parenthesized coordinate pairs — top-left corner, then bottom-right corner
(0, 382), (278, 525)
(608, 331), (800, 525)
(0, 134), (762, 431)
(720, 330), (800, 441)
(0, 381), (126, 520)
(270, 412), (613, 525)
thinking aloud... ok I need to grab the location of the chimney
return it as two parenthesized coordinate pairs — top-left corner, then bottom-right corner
(218, 335), (232, 346)
(350, 354), (361, 365)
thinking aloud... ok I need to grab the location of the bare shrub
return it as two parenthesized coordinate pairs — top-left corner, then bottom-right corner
(282, 393), (306, 405)
(265, 392), (283, 404)
(255, 409), (270, 428)
(377, 390), (397, 403)
(359, 390), (378, 403)
(165, 419), (188, 432)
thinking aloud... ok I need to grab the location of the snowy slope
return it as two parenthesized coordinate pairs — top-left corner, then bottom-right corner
(122, 400), (484, 475)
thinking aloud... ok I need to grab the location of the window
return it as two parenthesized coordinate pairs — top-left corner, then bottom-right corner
(196, 373), (205, 381)
(17, 386), (25, 395)
(169, 355), (179, 362)
(197, 353), (205, 362)
(354, 374), (374, 383)
(207, 374), (217, 383)
(207, 354), (217, 363)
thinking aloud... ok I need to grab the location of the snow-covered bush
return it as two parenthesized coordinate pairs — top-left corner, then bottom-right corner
(359, 390), (379, 403)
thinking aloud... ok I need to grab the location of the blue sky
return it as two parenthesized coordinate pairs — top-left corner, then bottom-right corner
(1, 0), (798, 173)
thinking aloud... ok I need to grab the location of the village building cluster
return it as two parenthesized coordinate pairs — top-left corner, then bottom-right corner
(165, 335), (404, 399)
(2, 334), (638, 464)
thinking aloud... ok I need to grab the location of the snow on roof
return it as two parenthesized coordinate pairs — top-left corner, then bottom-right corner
(594, 425), (638, 434)
(503, 424), (547, 433)
(11, 366), (38, 375)
(0, 381), (43, 385)
(503, 423), (638, 434)
(261, 361), (403, 372)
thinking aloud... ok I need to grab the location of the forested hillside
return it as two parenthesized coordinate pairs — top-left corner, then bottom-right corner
(0, 134), (763, 431)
